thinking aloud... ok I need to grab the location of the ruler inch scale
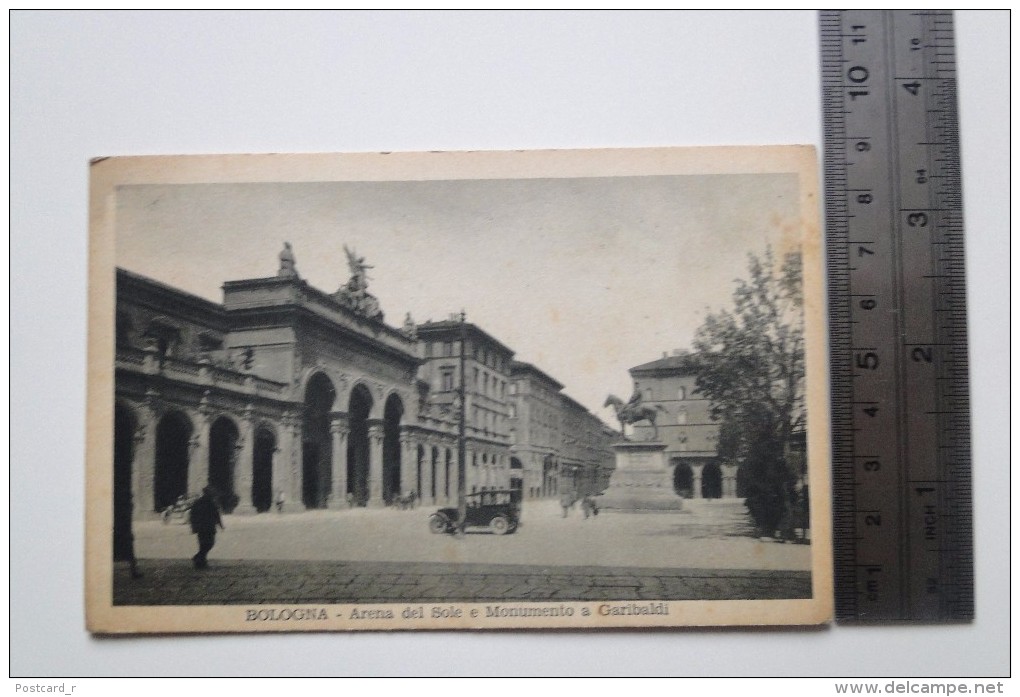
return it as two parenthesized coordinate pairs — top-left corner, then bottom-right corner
(821, 10), (973, 622)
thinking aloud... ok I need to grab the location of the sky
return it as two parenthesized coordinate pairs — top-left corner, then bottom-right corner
(116, 170), (803, 427)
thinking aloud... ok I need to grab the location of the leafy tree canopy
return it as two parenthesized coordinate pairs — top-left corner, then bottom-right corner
(692, 247), (806, 535)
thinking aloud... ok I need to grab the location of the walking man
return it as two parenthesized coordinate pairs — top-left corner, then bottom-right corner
(560, 490), (575, 518)
(189, 486), (224, 569)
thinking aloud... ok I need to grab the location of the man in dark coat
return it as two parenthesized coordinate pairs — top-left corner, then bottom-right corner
(189, 486), (224, 569)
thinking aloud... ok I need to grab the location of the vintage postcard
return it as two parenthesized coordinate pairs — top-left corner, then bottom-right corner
(86, 146), (832, 632)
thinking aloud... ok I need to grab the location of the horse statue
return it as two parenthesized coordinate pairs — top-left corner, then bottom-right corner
(604, 394), (668, 441)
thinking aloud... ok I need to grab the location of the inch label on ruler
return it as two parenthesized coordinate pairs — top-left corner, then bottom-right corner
(822, 10), (972, 622)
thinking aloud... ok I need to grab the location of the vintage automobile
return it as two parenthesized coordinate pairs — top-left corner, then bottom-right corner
(428, 489), (522, 535)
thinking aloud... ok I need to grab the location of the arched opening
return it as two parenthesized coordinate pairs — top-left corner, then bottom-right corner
(444, 449), (452, 500)
(209, 416), (240, 513)
(252, 426), (276, 513)
(702, 461), (723, 499)
(542, 454), (554, 497)
(672, 459), (694, 498)
(416, 445), (425, 498)
(382, 394), (403, 504)
(346, 383), (372, 506)
(154, 410), (192, 511)
(303, 373), (336, 509)
(113, 403), (136, 560)
(430, 446), (439, 500)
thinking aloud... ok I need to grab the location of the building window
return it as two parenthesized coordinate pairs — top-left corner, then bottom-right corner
(509, 383), (517, 396)
(678, 386), (686, 401)
(441, 369), (454, 392)
(509, 404), (516, 419)
(677, 410), (688, 425)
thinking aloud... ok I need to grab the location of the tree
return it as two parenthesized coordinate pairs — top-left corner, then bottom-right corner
(692, 247), (805, 537)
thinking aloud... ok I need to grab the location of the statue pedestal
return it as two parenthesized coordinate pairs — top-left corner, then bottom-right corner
(597, 441), (683, 513)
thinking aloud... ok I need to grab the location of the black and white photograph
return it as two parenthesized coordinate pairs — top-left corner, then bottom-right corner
(86, 146), (831, 632)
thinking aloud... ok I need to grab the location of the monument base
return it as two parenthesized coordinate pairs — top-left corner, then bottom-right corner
(597, 441), (684, 513)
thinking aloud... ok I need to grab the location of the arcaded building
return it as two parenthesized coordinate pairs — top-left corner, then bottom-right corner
(113, 246), (615, 527)
(629, 351), (738, 499)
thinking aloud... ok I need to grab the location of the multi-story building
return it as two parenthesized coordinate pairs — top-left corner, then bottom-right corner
(113, 244), (616, 536)
(507, 362), (618, 500)
(629, 350), (737, 499)
(558, 393), (617, 498)
(415, 319), (514, 496)
(507, 361), (563, 498)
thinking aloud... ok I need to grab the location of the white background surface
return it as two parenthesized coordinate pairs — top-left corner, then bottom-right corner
(10, 10), (1009, 677)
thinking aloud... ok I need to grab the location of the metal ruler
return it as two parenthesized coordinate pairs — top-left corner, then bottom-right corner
(821, 10), (973, 621)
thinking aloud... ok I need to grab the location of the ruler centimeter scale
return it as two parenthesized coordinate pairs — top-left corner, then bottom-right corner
(821, 10), (973, 621)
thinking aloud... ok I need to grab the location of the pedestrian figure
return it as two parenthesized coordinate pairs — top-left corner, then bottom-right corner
(582, 495), (598, 520)
(560, 491), (576, 518)
(189, 486), (224, 569)
(275, 489), (286, 513)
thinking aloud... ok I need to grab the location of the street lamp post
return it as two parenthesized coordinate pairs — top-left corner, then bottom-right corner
(456, 310), (467, 536)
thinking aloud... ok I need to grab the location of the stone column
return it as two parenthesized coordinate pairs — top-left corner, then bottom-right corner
(233, 407), (256, 514)
(329, 413), (349, 509)
(133, 404), (157, 518)
(367, 419), (384, 507)
(691, 463), (705, 500)
(721, 463), (739, 498)
(421, 441), (434, 505)
(290, 416), (304, 511)
(275, 411), (302, 512)
(399, 430), (414, 498)
(187, 410), (210, 497)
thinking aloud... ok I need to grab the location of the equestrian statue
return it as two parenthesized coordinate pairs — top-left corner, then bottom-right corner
(604, 390), (668, 441)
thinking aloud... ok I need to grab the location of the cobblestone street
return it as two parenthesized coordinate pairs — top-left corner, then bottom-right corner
(115, 559), (810, 605)
(117, 499), (814, 604)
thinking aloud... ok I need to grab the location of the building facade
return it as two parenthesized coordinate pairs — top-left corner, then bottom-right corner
(114, 246), (616, 526)
(415, 319), (515, 497)
(557, 394), (618, 498)
(629, 351), (738, 499)
(506, 361), (617, 500)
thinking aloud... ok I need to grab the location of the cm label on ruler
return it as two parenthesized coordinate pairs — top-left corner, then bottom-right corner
(823, 10), (971, 621)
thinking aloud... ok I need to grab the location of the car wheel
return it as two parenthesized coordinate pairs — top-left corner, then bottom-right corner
(490, 516), (509, 535)
(429, 514), (448, 534)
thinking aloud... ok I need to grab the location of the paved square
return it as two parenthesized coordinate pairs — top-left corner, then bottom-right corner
(116, 500), (813, 604)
